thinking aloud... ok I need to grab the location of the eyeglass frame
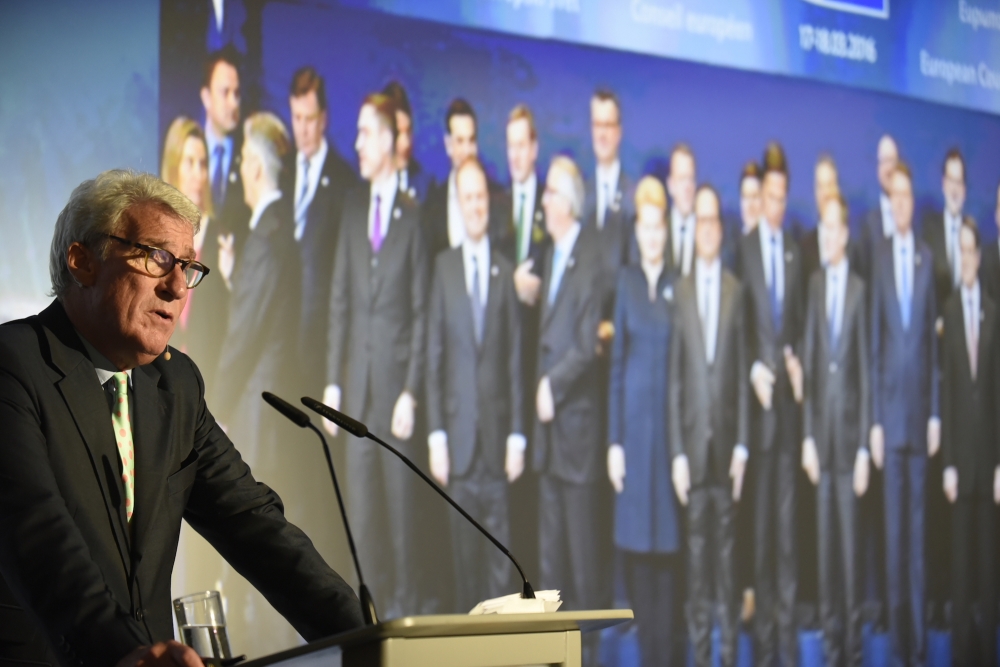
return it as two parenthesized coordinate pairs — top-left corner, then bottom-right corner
(105, 234), (211, 288)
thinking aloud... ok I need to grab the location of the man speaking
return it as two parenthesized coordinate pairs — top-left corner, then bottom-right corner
(0, 170), (363, 666)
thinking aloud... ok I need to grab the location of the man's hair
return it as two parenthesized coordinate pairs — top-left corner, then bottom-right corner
(824, 193), (849, 227)
(548, 155), (585, 220)
(740, 160), (762, 187)
(942, 147), (966, 184)
(695, 183), (722, 219)
(202, 46), (240, 90)
(160, 116), (213, 218)
(591, 88), (622, 124)
(815, 152), (838, 175)
(670, 143), (695, 170)
(762, 141), (789, 182)
(382, 80), (412, 119)
(892, 160), (913, 185)
(244, 112), (291, 185)
(634, 175), (667, 213)
(444, 98), (477, 135)
(290, 66), (327, 111)
(49, 170), (200, 299)
(507, 104), (537, 141)
(960, 217), (980, 249)
(362, 92), (398, 146)
(456, 155), (488, 185)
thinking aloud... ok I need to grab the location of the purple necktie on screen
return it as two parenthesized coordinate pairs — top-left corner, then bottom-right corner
(371, 194), (383, 253)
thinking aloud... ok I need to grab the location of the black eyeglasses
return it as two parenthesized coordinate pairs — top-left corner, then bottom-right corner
(106, 235), (210, 288)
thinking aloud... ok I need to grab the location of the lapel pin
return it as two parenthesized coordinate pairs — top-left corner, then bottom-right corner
(663, 286), (674, 302)
(393, 208), (401, 220)
(491, 265), (499, 277)
(229, 172), (237, 183)
(320, 175), (329, 187)
(408, 187), (416, 198)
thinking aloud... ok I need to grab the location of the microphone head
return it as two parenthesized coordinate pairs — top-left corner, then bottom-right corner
(262, 392), (311, 428)
(301, 396), (368, 437)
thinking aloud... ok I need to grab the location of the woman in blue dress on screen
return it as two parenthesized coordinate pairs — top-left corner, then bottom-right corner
(607, 175), (681, 667)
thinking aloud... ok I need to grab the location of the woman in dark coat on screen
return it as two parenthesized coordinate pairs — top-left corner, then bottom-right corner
(607, 176), (680, 667)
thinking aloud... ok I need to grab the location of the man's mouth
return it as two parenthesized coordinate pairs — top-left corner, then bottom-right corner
(153, 309), (174, 322)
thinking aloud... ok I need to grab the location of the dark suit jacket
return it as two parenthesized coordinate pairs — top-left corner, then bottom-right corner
(584, 169), (637, 320)
(400, 160), (433, 204)
(533, 227), (603, 484)
(981, 239), (1000, 302)
(941, 289), (1000, 496)
(802, 269), (870, 473)
(608, 266), (680, 553)
(921, 210), (972, 317)
(870, 238), (939, 451)
(213, 129), (252, 257)
(855, 205), (891, 285)
(800, 227), (822, 287)
(668, 269), (749, 486)
(212, 200), (300, 425)
(280, 146), (358, 393)
(426, 246), (523, 478)
(327, 184), (428, 423)
(491, 175), (549, 273)
(738, 226), (806, 451)
(0, 302), (361, 667)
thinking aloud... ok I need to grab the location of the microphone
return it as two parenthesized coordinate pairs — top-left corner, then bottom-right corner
(261, 392), (378, 625)
(301, 396), (537, 600)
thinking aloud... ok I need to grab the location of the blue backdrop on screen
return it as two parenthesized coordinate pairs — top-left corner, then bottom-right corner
(160, 1), (1000, 241)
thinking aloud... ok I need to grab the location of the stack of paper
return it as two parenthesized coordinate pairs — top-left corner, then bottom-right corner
(468, 590), (562, 615)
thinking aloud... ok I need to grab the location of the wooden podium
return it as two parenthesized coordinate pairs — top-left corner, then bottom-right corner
(240, 610), (633, 667)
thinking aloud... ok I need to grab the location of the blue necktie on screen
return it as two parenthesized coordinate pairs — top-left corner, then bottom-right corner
(770, 234), (782, 334)
(900, 245), (911, 330)
(211, 144), (225, 209)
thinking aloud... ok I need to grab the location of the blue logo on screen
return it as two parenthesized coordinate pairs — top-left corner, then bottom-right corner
(803, 0), (889, 19)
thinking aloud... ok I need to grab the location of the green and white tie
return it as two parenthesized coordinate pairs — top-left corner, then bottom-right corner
(111, 372), (135, 521)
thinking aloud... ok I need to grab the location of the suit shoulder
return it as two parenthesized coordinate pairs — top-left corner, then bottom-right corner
(0, 317), (43, 372)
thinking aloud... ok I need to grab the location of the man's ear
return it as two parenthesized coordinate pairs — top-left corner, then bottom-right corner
(66, 242), (100, 287)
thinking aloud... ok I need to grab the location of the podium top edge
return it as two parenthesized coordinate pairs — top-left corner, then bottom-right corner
(240, 609), (633, 666)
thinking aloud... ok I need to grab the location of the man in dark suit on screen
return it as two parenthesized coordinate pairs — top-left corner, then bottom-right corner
(800, 195), (870, 667)
(941, 220), (1000, 667)
(980, 181), (1000, 300)
(855, 135), (899, 285)
(533, 156), (604, 663)
(323, 93), (428, 619)
(426, 156), (524, 612)
(669, 184), (748, 667)
(0, 169), (362, 667)
(382, 81), (432, 204)
(281, 66), (357, 397)
(869, 162), (939, 667)
(666, 144), (697, 278)
(739, 142), (805, 667)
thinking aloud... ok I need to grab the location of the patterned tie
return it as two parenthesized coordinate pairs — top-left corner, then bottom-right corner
(516, 192), (528, 264)
(770, 234), (782, 334)
(371, 194), (383, 254)
(110, 372), (135, 522)
(900, 245), (911, 330)
(967, 294), (978, 380)
(211, 144), (225, 209)
(471, 255), (484, 346)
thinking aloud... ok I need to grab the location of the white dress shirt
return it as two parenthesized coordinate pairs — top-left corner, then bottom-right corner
(462, 235), (490, 306)
(368, 171), (399, 239)
(880, 193), (895, 238)
(596, 160), (620, 230)
(447, 171), (465, 249)
(944, 209), (962, 287)
(892, 231), (915, 315)
(696, 258), (721, 364)
(826, 259), (849, 344)
(672, 206), (696, 276)
(248, 189), (283, 231)
(512, 173), (538, 262)
(294, 138), (328, 240)
(758, 221), (785, 305)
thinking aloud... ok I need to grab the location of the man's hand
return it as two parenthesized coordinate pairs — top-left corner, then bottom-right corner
(944, 466), (958, 504)
(505, 435), (525, 483)
(869, 424), (885, 470)
(751, 362), (775, 411)
(514, 260), (542, 306)
(322, 385), (342, 436)
(428, 434), (449, 487)
(784, 346), (803, 404)
(217, 233), (235, 290)
(391, 391), (416, 440)
(536, 376), (555, 424)
(672, 456), (690, 506)
(927, 418), (941, 457)
(730, 447), (748, 501)
(116, 641), (203, 667)
(802, 437), (820, 486)
(853, 450), (870, 497)
(608, 444), (626, 494)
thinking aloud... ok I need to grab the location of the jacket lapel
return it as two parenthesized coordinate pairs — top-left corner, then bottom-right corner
(129, 363), (174, 560)
(975, 294), (994, 382)
(543, 241), (578, 330)
(480, 250), (503, 358)
(690, 278), (708, 366)
(448, 251), (477, 353)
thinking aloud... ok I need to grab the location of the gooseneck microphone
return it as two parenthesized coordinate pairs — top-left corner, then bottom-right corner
(261, 392), (379, 625)
(301, 396), (537, 601)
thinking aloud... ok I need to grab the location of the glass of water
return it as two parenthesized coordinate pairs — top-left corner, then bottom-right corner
(173, 590), (232, 659)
